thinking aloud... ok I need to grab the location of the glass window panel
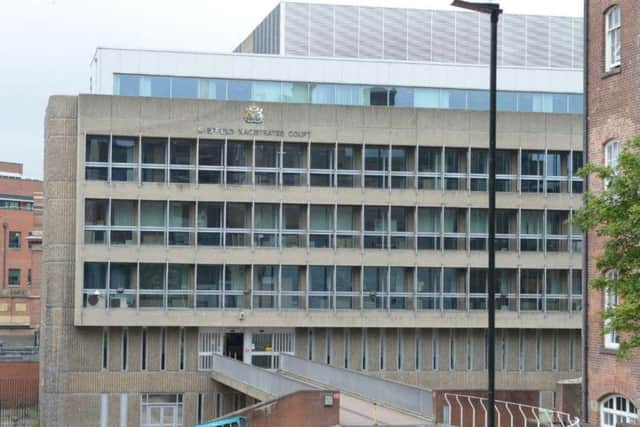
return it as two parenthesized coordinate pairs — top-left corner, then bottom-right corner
(390, 87), (414, 107)
(225, 265), (249, 291)
(282, 82), (309, 103)
(470, 149), (488, 174)
(142, 137), (167, 164)
(139, 76), (170, 97)
(547, 210), (569, 235)
(112, 136), (137, 164)
(228, 80), (252, 101)
(169, 202), (194, 227)
(551, 94), (568, 113)
(171, 77), (198, 99)
(310, 144), (334, 169)
(110, 263), (135, 290)
(310, 205), (333, 230)
(414, 88), (440, 108)
(365, 146), (388, 171)
(255, 142), (279, 168)
(168, 264), (193, 290)
(199, 79), (227, 100)
(310, 84), (335, 104)
(84, 262), (107, 289)
(254, 204), (278, 229)
(363, 267), (387, 292)
(468, 90), (489, 110)
(197, 265), (222, 290)
(497, 92), (517, 112)
(418, 147), (442, 172)
(139, 263), (165, 290)
(364, 206), (387, 231)
(85, 199), (109, 225)
(199, 140), (223, 166)
(226, 203), (251, 229)
(310, 266), (333, 292)
(470, 209), (487, 233)
(227, 141), (251, 167)
(568, 94), (582, 113)
(170, 139), (194, 165)
(521, 210), (543, 234)
(252, 81), (281, 102)
(337, 206), (358, 230)
(111, 200), (136, 227)
(448, 89), (467, 109)
(417, 268), (440, 293)
(521, 151), (544, 175)
(281, 266), (301, 292)
(141, 201), (165, 227)
(336, 267), (354, 292)
(254, 265), (278, 291)
(418, 207), (440, 232)
(198, 202), (222, 228)
(116, 75), (140, 96)
(86, 135), (109, 162)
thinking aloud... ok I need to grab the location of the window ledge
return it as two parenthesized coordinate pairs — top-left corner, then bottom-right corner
(600, 346), (619, 355)
(601, 67), (621, 79)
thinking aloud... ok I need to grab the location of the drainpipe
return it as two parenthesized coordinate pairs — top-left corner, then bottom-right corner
(2, 222), (7, 289)
(581, 0), (590, 422)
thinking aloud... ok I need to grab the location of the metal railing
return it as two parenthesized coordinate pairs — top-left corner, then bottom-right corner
(443, 393), (580, 427)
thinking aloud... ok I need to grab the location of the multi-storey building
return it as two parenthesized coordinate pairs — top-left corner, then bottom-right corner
(0, 162), (42, 345)
(585, 1), (640, 426)
(42, 4), (584, 426)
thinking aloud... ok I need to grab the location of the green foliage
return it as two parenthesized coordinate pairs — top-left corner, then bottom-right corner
(573, 135), (640, 358)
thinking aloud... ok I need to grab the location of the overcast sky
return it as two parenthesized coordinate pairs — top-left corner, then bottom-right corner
(1, 0), (582, 178)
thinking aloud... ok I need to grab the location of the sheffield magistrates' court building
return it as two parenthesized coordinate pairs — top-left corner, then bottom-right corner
(42, 3), (584, 426)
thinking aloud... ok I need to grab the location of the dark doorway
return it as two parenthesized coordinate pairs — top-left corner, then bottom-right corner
(224, 333), (244, 361)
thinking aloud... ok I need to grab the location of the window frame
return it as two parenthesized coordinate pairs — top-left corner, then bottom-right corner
(8, 268), (20, 286)
(600, 394), (637, 427)
(604, 5), (621, 71)
(603, 270), (620, 350)
(8, 231), (21, 249)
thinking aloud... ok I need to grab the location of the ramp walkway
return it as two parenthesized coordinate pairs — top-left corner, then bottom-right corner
(208, 353), (433, 426)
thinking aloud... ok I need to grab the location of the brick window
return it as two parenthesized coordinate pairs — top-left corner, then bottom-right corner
(8, 269), (20, 286)
(601, 395), (637, 427)
(604, 270), (620, 350)
(8, 231), (21, 249)
(604, 5), (621, 71)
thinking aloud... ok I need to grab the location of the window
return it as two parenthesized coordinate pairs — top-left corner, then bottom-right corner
(140, 394), (183, 427)
(601, 395), (637, 427)
(605, 140), (621, 169)
(141, 329), (148, 370)
(8, 231), (21, 248)
(102, 328), (109, 370)
(604, 271), (620, 350)
(605, 6), (621, 71)
(121, 328), (128, 371)
(160, 328), (167, 370)
(8, 269), (20, 286)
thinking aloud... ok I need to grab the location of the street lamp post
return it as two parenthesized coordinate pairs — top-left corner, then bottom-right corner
(450, 2), (502, 427)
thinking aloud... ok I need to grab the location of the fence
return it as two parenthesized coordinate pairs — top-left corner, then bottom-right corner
(0, 379), (39, 427)
(443, 393), (580, 427)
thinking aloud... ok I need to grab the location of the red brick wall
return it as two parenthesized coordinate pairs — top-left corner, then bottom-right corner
(0, 162), (23, 175)
(0, 362), (39, 406)
(587, 0), (640, 423)
(227, 390), (339, 427)
(0, 172), (42, 339)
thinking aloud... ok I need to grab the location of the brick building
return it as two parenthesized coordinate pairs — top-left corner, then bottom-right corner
(586, 0), (640, 425)
(0, 162), (42, 345)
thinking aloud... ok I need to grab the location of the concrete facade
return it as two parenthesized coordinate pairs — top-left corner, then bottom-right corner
(586, 0), (640, 425)
(42, 93), (584, 426)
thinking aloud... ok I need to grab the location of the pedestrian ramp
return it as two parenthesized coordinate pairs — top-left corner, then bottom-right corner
(208, 353), (433, 426)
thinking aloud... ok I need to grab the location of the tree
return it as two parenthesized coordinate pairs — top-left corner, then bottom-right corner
(573, 135), (640, 358)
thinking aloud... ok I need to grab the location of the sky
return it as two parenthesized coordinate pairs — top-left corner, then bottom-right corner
(0, 0), (582, 179)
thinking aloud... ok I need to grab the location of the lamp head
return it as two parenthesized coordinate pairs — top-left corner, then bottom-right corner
(451, 0), (502, 15)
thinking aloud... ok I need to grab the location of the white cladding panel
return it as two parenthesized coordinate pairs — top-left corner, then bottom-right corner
(92, 48), (582, 96)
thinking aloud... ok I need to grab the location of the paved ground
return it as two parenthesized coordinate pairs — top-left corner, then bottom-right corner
(338, 393), (433, 426)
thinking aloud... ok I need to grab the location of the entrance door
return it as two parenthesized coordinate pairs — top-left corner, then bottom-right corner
(224, 333), (244, 360)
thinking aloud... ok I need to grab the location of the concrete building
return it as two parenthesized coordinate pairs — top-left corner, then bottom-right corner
(585, 1), (640, 426)
(43, 5), (584, 426)
(0, 162), (42, 345)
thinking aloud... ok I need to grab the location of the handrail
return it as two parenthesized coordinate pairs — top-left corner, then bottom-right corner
(443, 392), (580, 427)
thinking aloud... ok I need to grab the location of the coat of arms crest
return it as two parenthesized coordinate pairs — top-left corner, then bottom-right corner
(243, 105), (264, 124)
